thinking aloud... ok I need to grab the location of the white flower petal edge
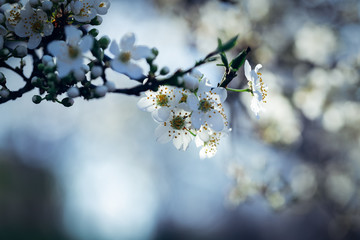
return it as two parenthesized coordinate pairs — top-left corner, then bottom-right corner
(244, 60), (267, 118)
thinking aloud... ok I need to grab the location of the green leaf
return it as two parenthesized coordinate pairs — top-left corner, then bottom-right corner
(230, 47), (251, 71)
(216, 35), (238, 53)
(220, 52), (228, 68)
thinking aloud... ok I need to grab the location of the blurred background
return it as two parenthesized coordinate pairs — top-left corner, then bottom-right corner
(1, 0), (360, 239)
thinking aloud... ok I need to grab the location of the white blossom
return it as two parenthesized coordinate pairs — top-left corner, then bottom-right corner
(244, 60), (267, 118)
(155, 108), (194, 151)
(94, 0), (110, 15)
(2, 3), (22, 31)
(110, 32), (153, 80)
(47, 25), (93, 78)
(70, 0), (97, 22)
(137, 85), (182, 122)
(187, 80), (227, 131)
(14, 2), (54, 49)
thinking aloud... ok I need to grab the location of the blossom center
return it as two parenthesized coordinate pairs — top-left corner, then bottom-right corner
(31, 20), (44, 33)
(68, 46), (80, 59)
(170, 116), (185, 130)
(119, 52), (131, 63)
(179, 93), (187, 103)
(198, 99), (212, 112)
(156, 94), (169, 106)
(257, 72), (267, 103)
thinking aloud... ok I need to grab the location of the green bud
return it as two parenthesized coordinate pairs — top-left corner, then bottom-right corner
(13, 45), (28, 58)
(150, 64), (158, 73)
(61, 97), (74, 107)
(98, 36), (110, 49)
(160, 66), (170, 75)
(230, 47), (251, 71)
(0, 48), (10, 57)
(31, 76), (42, 87)
(88, 28), (99, 37)
(90, 16), (103, 25)
(46, 73), (57, 82)
(151, 48), (159, 57)
(37, 63), (45, 71)
(32, 95), (42, 104)
(43, 65), (55, 74)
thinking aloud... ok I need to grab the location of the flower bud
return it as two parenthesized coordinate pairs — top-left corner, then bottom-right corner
(0, 89), (9, 98)
(31, 76), (42, 87)
(41, 0), (53, 11)
(88, 28), (99, 37)
(98, 35), (110, 49)
(160, 66), (169, 75)
(37, 63), (45, 71)
(32, 95), (42, 104)
(90, 16), (103, 25)
(105, 81), (116, 92)
(0, 48), (10, 57)
(46, 73), (56, 82)
(94, 85), (107, 97)
(91, 66), (102, 78)
(42, 55), (53, 65)
(61, 97), (74, 107)
(151, 48), (159, 57)
(67, 87), (80, 98)
(74, 69), (85, 81)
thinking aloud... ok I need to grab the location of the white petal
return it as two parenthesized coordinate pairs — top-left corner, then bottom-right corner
(124, 62), (144, 80)
(57, 62), (72, 78)
(198, 130), (210, 142)
(120, 32), (135, 51)
(48, 40), (67, 57)
(137, 97), (154, 111)
(155, 125), (172, 144)
(65, 26), (81, 46)
(206, 112), (224, 131)
(191, 111), (201, 129)
(187, 94), (199, 111)
(212, 87), (227, 102)
(244, 60), (252, 81)
(80, 35), (93, 52)
(172, 134), (183, 150)
(152, 107), (170, 122)
(110, 59), (127, 74)
(43, 22), (54, 36)
(14, 22), (29, 37)
(109, 40), (120, 56)
(255, 64), (262, 73)
(27, 34), (42, 49)
(132, 45), (152, 60)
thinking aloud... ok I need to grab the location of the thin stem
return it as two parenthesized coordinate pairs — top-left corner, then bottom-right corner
(226, 87), (251, 93)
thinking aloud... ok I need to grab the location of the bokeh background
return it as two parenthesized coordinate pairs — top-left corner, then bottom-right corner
(1, 0), (360, 239)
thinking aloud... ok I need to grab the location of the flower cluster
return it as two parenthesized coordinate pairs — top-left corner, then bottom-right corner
(0, 0), (267, 159)
(137, 71), (231, 158)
